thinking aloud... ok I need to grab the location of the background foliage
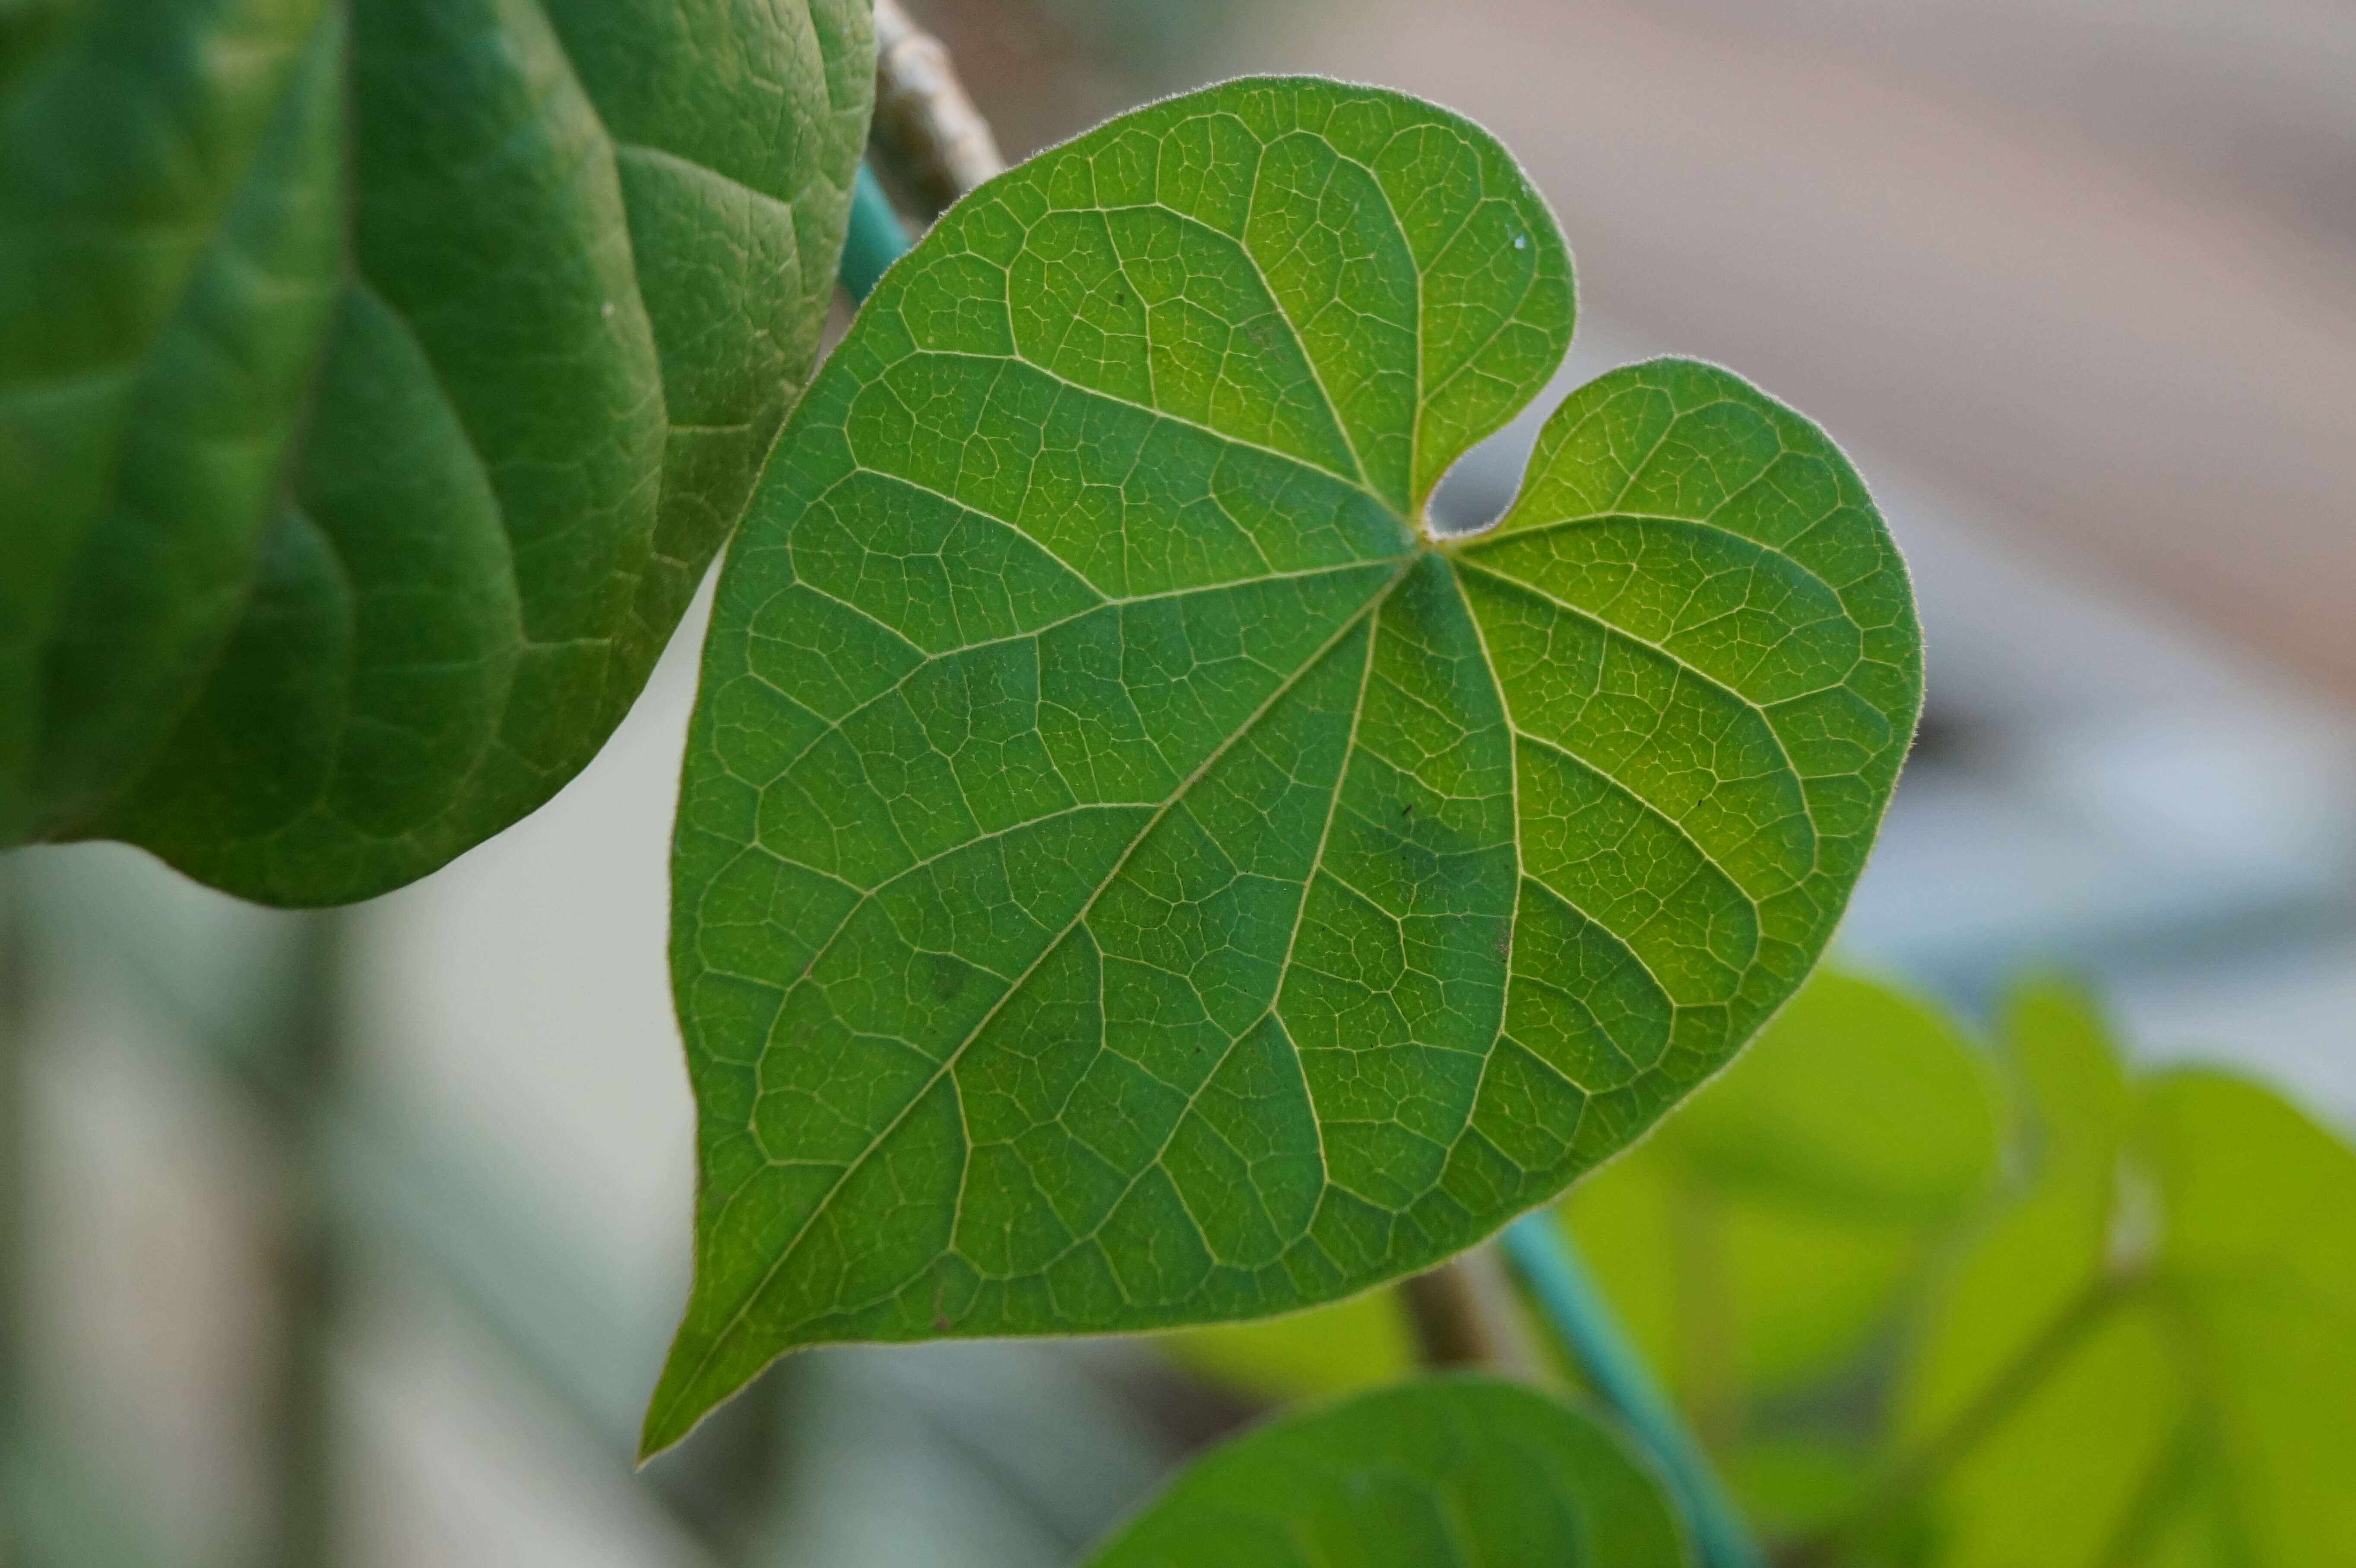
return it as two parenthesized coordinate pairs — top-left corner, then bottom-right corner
(1169, 968), (2356, 1566)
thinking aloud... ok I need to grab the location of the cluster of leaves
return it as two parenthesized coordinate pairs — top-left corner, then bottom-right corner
(1161, 971), (2356, 1567)
(3, 15), (1919, 1552)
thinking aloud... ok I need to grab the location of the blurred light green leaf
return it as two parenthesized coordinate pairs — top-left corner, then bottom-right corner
(1662, 971), (1999, 1220)
(1895, 981), (2126, 1454)
(2131, 1070), (2356, 1565)
(1564, 970), (1999, 1419)
(1080, 1376), (1689, 1568)
(1156, 1286), (1415, 1403)
(1888, 986), (2356, 1568)
(649, 74), (1920, 1454)
(1723, 1434), (1873, 1541)
(4, 0), (871, 903)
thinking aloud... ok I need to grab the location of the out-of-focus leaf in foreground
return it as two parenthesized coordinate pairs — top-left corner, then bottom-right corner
(1080, 1377), (1688, 1568)
(650, 74), (1921, 1453)
(3, 0), (871, 903)
(1891, 983), (2356, 1568)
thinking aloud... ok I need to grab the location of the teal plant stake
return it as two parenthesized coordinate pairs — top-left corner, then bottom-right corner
(840, 164), (914, 303)
(1505, 1213), (1766, 1568)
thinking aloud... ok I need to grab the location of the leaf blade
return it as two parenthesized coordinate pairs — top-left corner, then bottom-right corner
(654, 76), (1919, 1454)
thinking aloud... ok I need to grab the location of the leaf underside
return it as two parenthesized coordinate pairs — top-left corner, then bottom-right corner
(1079, 1377), (1686, 1568)
(650, 76), (1921, 1454)
(3, 0), (871, 904)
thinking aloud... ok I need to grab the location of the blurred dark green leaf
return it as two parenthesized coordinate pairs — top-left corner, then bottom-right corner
(1080, 1377), (1689, 1568)
(1564, 970), (1999, 1419)
(4, 0), (871, 904)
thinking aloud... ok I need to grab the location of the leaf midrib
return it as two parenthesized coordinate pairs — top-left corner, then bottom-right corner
(1057, 586), (1384, 1271)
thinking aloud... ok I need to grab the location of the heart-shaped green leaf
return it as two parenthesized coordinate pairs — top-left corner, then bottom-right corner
(650, 76), (1920, 1454)
(1080, 1376), (1688, 1568)
(3, 0), (871, 904)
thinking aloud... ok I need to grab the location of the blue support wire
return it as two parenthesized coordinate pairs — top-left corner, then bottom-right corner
(839, 163), (912, 303)
(1502, 1213), (1767, 1568)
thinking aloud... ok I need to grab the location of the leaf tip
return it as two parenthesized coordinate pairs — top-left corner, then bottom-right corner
(634, 1397), (691, 1468)
(636, 1344), (723, 1465)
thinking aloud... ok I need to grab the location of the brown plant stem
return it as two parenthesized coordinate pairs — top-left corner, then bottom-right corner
(0, 872), (28, 1559)
(263, 910), (346, 1568)
(1402, 1257), (1497, 1368)
(872, 0), (1006, 215)
(1401, 1246), (1544, 1378)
